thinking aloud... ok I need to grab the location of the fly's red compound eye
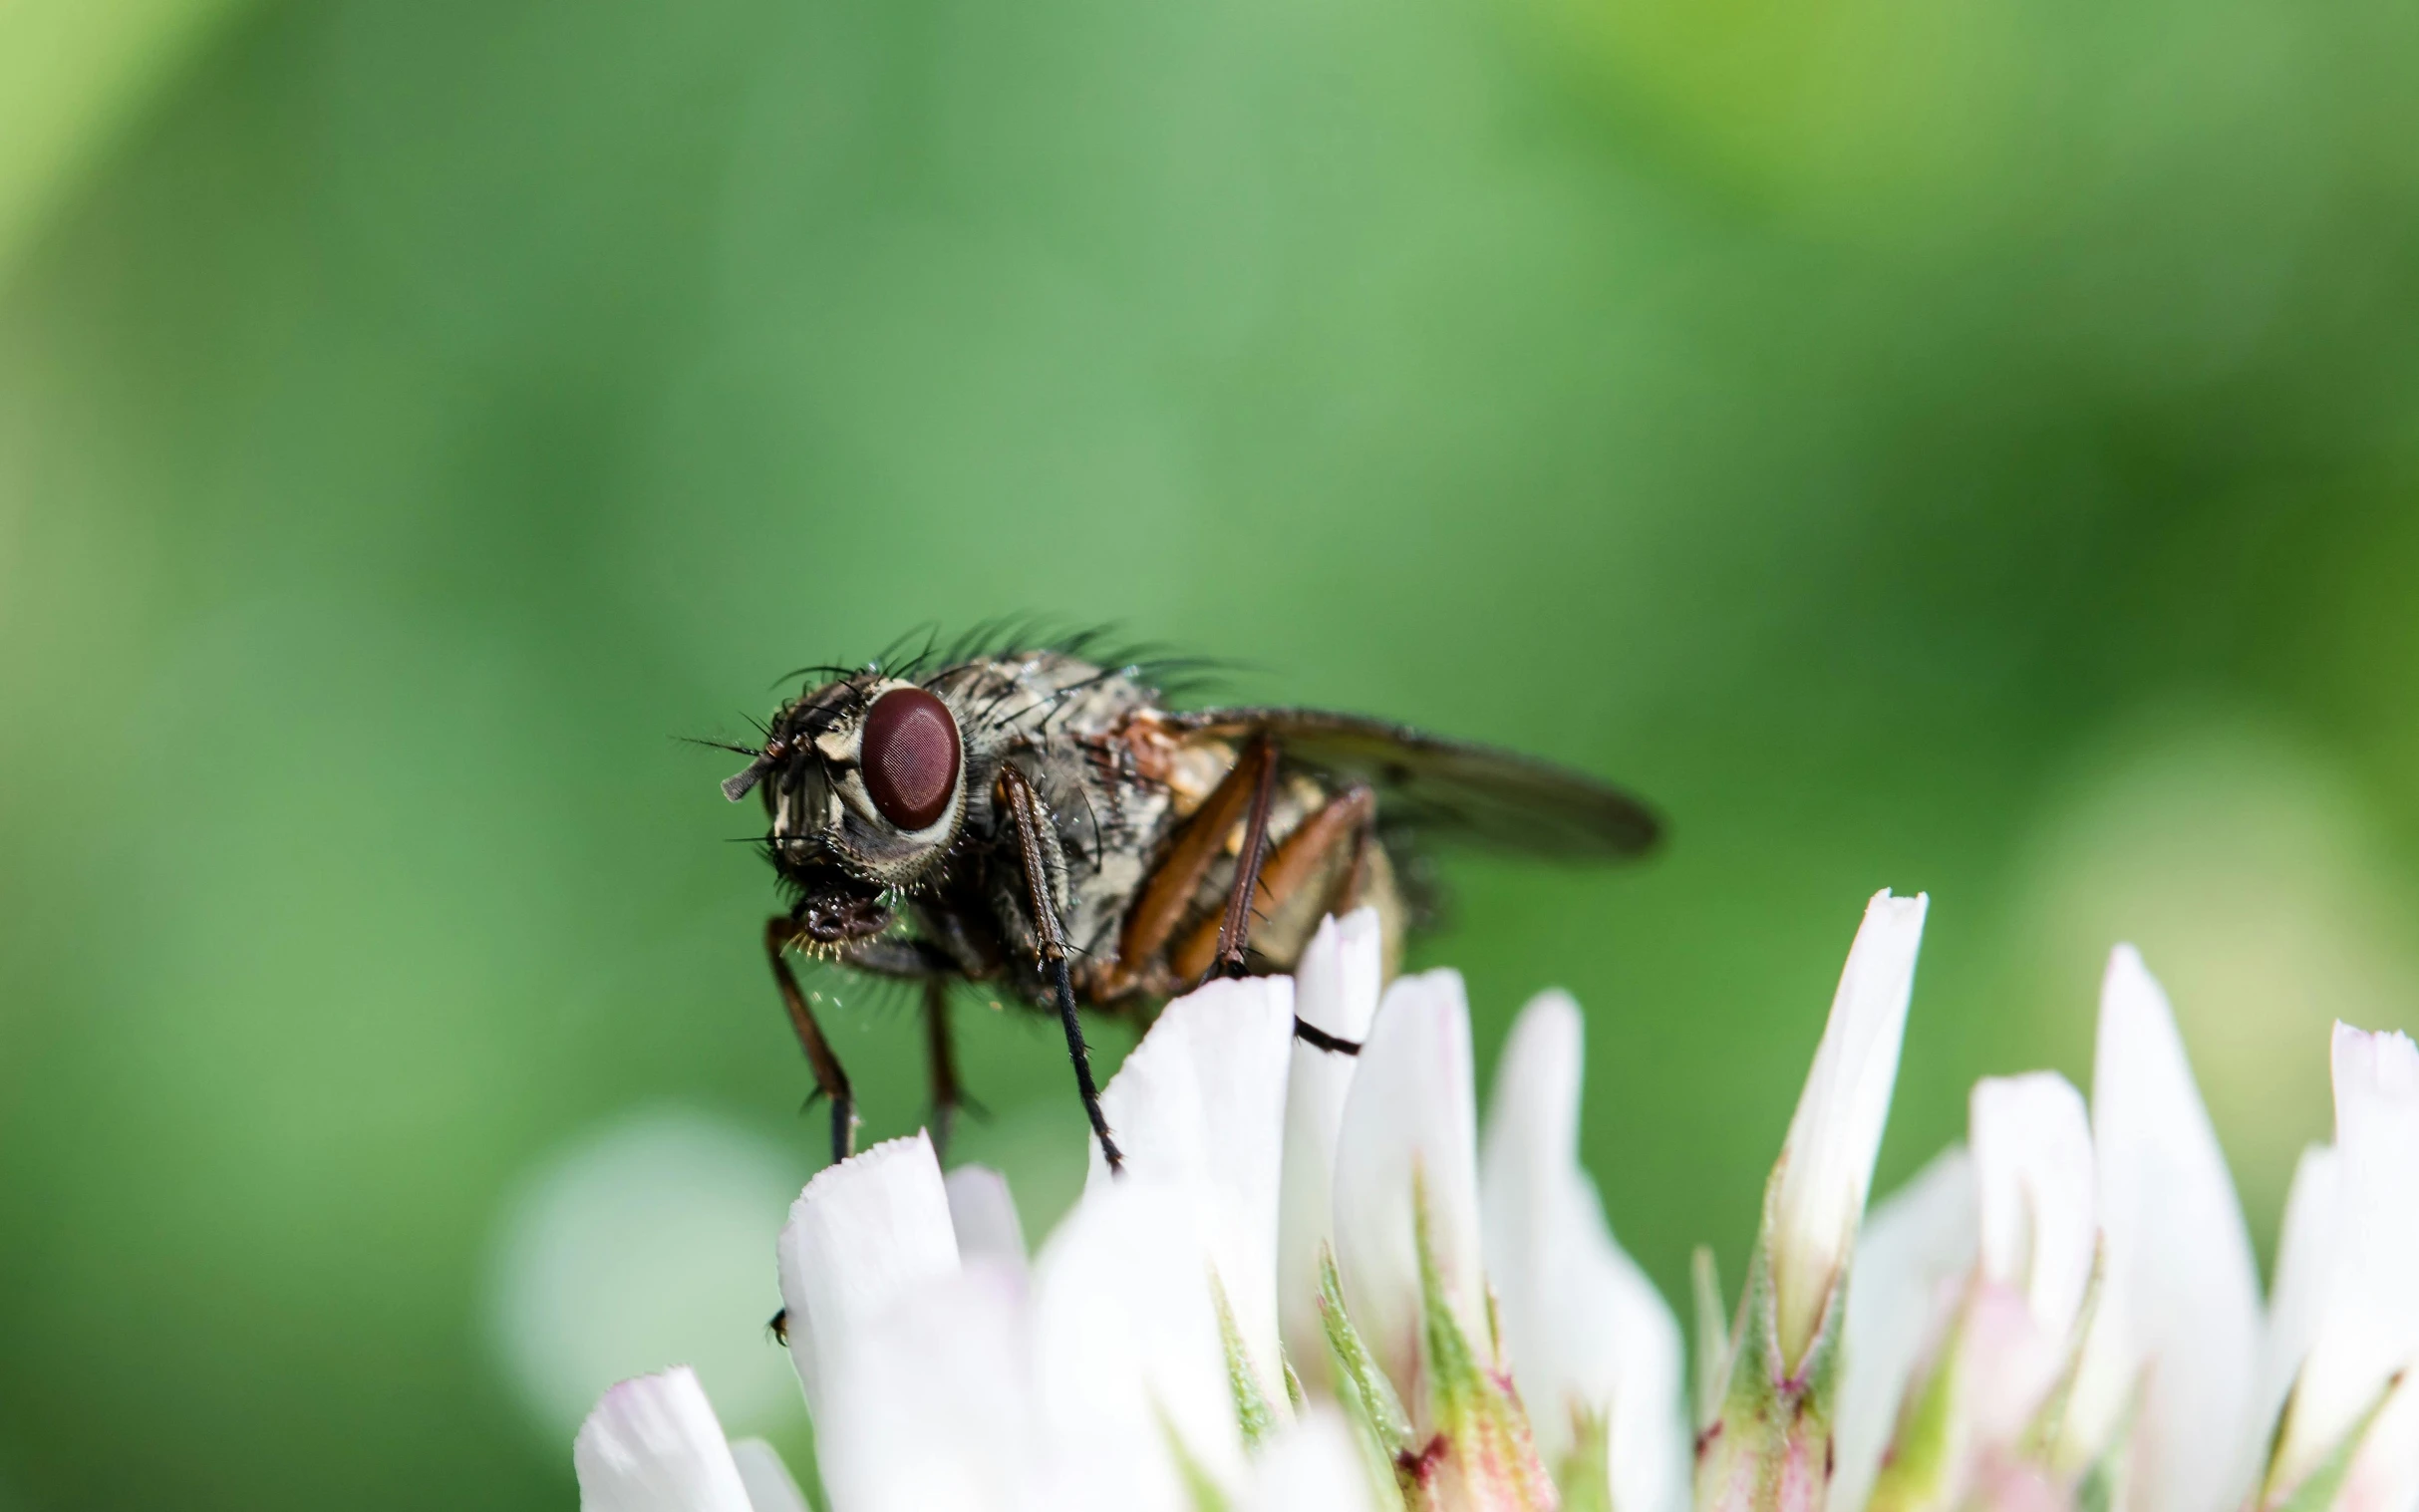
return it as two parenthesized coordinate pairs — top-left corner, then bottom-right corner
(860, 687), (961, 831)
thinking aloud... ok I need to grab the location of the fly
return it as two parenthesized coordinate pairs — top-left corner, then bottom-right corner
(715, 630), (1662, 1175)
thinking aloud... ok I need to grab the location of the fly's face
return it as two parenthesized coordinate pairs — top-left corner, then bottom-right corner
(722, 674), (969, 944)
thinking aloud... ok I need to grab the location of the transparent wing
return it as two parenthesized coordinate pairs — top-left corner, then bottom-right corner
(1164, 707), (1661, 859)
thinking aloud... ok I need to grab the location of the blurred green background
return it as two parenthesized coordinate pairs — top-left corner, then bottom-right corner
(5, 0), (2419, 1502)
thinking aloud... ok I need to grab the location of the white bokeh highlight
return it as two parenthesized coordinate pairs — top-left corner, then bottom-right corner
(488, 1107), (801, 1441)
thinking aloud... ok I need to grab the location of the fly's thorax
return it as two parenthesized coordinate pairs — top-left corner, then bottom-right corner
(925, 652), (1162, 756)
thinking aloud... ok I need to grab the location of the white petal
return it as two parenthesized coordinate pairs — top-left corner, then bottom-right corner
(1970, 1072), (2095, 1341)
(1332, 968), (1488, 1405)
(1603, 1240), (1692, 1512)
(2257, 1144), (2340, 1449)
(1034, 1178), (1245, 1511)
(946, 1164), (1028, 1271)
(729, 1440), (813, 1512)
(1964, 1073), (2095, 1449)
(1082, 972), (1296, 1407)
(1834, 1146), (1978, 1512)
(1279, 910), (1384, 1390)
(2335, 1373), (2419, 1512)
(1242, 1406), (1380, 1512)
(1771, 890), (1929, 1370)
(815, 1260), (1037, 1512)
(1480, 990), (1688, 1512)
(2065, 947), (2264, 1512)
(574, 1366), (756, 1512)
(774, 1133), (961, 1423)
(2272, 1025), (2419, 1500)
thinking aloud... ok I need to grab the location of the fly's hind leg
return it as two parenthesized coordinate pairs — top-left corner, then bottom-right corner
(1112, 735), (1275, 991)
(764, 915), (857, 1165)
(1205, 737), (1283, 979)
(1172, 783), (1378, 1051)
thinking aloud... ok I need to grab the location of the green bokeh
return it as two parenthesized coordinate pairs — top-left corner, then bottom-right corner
(4, 0), (2419, 1504)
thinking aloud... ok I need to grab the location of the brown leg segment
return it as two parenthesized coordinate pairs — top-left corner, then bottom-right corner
(764, 915), (858, 1165)
(1207, 739), (1283, 979)
(997, 763), (1124, 1173)
(1115, 735), (1275, 979)
(922, 978), (973, 1160)
(1172, 779), (1373, 984)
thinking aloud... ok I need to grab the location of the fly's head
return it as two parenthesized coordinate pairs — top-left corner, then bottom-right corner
(722, 672), (969, 944)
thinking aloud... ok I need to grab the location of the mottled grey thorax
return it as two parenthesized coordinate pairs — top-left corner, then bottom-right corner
(932, 653), (1179, 962)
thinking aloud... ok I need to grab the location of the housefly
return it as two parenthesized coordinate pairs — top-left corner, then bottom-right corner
(716, 630), (1661, 1175)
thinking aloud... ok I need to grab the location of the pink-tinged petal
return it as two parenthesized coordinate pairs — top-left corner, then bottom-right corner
(1333, 968), (1488, 1408)
(1964, 1068), (2099, 1326)
(1083, 972), (1296, 1409)
(946, 1164), (1028, 1271)
(1279, 910), (1384, 1391)
(2269, 1026), (2419, 1505)
(1242, 1407), (1380, 1512)
(729, 1439), (812, 1512)
(574, 1366), (756, 1512)
(1771, 891), (1928, 1371)
(1970, 1073), (2094, 1341)
(774, 1132), (960, 1423)
(1480, 990), (1688, 1512)
(814, 1260), (1036, 1512)
(1834, 1146), (1977, 1512)
(2257, 1144), (2340, 1447)
(1965, 1457), (2069, 1512)
(1961, 1073), (2095, 1453)
(2066, 947), (2263, 1512)
(1035, 1178), (1246, 1510)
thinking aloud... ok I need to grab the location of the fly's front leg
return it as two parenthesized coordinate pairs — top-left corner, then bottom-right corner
(997, 762), (1123, 1173)
(764, 915), (857, 1165)
(834, 936), (979, 1159)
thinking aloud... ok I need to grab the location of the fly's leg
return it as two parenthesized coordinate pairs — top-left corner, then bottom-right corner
(997, 763), (1123, 1173)
(832, 938), (978, 1158)
(1159, 736), (1283, 983)
(1172, 779), (1374, 998)
(921, 978), (981, 1160)
(762, 938), (951, 1352)
(1206, 737), (1283, 978)
(1113, 735), (1276, 987)
(764, 915), (857, 1165)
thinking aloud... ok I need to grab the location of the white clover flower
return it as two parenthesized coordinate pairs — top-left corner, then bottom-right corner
(572, 892), (2419, 1512)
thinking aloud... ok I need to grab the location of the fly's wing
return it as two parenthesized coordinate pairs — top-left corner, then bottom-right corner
(1162, 708), (1661, 859)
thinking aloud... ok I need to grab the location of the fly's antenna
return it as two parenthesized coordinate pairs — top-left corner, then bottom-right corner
(678, 735), (765, 758)
(718, 734), (797, 802)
